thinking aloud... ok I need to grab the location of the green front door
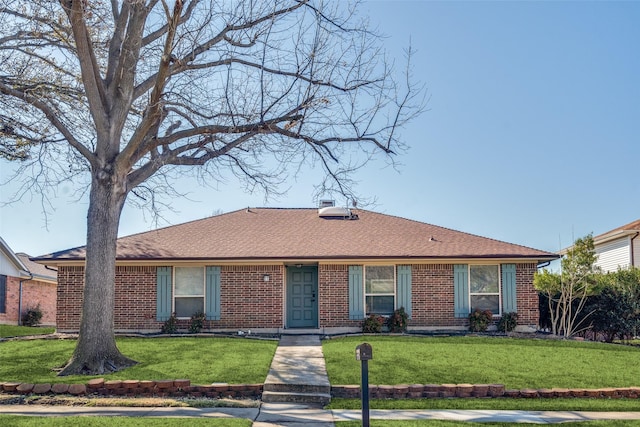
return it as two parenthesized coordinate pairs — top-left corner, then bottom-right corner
(287, 266), (318, 328)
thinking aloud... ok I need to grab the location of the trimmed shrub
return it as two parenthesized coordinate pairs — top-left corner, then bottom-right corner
(362, 314), (385, 333)
(589, 273), (640, 342)
(497, 312), (519, 332)
(386, 307), (409, 333)
(21, 305), (43, 327)
(161, 313), (178, 334)
(189, 311), (206, 334)
(468, 309), (492, 332)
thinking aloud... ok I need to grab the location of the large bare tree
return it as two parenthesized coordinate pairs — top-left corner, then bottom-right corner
(0, 0), (422, 375)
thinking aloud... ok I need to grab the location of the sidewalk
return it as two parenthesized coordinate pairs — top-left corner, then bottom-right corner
(4, 403), (640, 425)
(333, 409), (640, 423)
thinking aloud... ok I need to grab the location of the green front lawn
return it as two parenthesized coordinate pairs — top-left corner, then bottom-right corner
(0, 337), (277, 384)
(323, 336), (640, 389)
(0, 325), (55, 338)
(0, 416), (250, 427)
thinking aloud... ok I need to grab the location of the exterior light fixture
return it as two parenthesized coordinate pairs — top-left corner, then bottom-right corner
(263, 274), (270, 282)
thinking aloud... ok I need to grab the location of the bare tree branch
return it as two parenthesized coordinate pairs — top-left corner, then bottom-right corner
(0, 82), (94, 163)
(0, 0), (424, 375)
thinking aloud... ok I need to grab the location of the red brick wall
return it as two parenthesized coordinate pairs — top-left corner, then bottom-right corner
(319, 264), (361, 328)
(515, 263), (539, 326)
(409, 263), (539, 328)
(114, 266), (158, 330)
(215, 265), (283, 329)
(56, 266), (85, 331)
(0, 275), (20, 324)
(410, 264), (466, 328)
(56, 262), (540, 332)
(57, 264), (285, 332)
(0, 275), (56, 326)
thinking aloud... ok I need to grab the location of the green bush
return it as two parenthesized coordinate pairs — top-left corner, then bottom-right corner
(161, 313), (178, 334)
(588, 268), (640, 342)
(386, 307), (409, 333)
(21, 305), (43, 327)
(497, 312), (519, 332)
(362, 314), (385, 333)
(189, 311), (206, 334)
(468, 309), (492, 332)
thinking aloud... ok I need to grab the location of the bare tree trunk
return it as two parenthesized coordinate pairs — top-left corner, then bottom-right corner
(59, 172), (136, 375)
(546, 293), (556, 335)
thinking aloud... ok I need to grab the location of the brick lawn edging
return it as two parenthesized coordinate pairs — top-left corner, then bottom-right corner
(0, 379), (263, 399)
(3, 380), (640, 400)
(330, 384), (640, 399)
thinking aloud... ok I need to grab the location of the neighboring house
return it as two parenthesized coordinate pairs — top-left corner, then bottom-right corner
(592, 219), (640, 273)
(0, 237), (58, 326)
(34, 206), (557, 334)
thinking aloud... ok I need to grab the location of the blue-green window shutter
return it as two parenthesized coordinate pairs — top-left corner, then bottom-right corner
(0, 275), (6, 314)
(348, 265), (364, 320)
(205, 266), (221, 320)
(156, 267), (172, 321)
(453, 264), (469, 318)
(501, 264), (517, 313)
(397, 265), (412, 318)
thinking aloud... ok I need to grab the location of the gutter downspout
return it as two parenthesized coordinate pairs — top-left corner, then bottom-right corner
(18, 272), (33, 326)
(631, 232), (639, 268)
(44, 265), (58, 274)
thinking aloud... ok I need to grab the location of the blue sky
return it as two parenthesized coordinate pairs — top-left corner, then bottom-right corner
(1, 0), (638, 257)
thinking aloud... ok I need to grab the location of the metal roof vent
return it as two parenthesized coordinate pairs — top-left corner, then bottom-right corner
(318, 205), (358, 220)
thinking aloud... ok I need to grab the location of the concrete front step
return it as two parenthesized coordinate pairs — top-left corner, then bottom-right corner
(263, 382), (330, 394)
(261, 390), (331, 405)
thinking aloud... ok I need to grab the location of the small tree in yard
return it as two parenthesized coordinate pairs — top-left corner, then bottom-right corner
(0, 1), (422, 375)
(534, 234), (600, 337)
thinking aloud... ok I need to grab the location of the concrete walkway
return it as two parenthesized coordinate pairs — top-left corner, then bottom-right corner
(262, 335), (331, 405)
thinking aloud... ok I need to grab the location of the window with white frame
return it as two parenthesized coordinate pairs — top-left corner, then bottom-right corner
(174, 267), (205, 318)
(469, 265), (500, 315)
(365, 265), (395, 315)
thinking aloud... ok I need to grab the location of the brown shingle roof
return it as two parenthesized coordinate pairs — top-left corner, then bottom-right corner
(16, 253), (57, 282)
(594, 218), (640, 241)
(36, 208), (557, 262)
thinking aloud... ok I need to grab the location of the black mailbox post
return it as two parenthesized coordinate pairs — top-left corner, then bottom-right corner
(355, 343), (373, 427)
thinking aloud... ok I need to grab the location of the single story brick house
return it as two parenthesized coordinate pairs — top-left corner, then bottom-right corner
(1, 237), (57, 326)
(35, 206), (557, 334)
